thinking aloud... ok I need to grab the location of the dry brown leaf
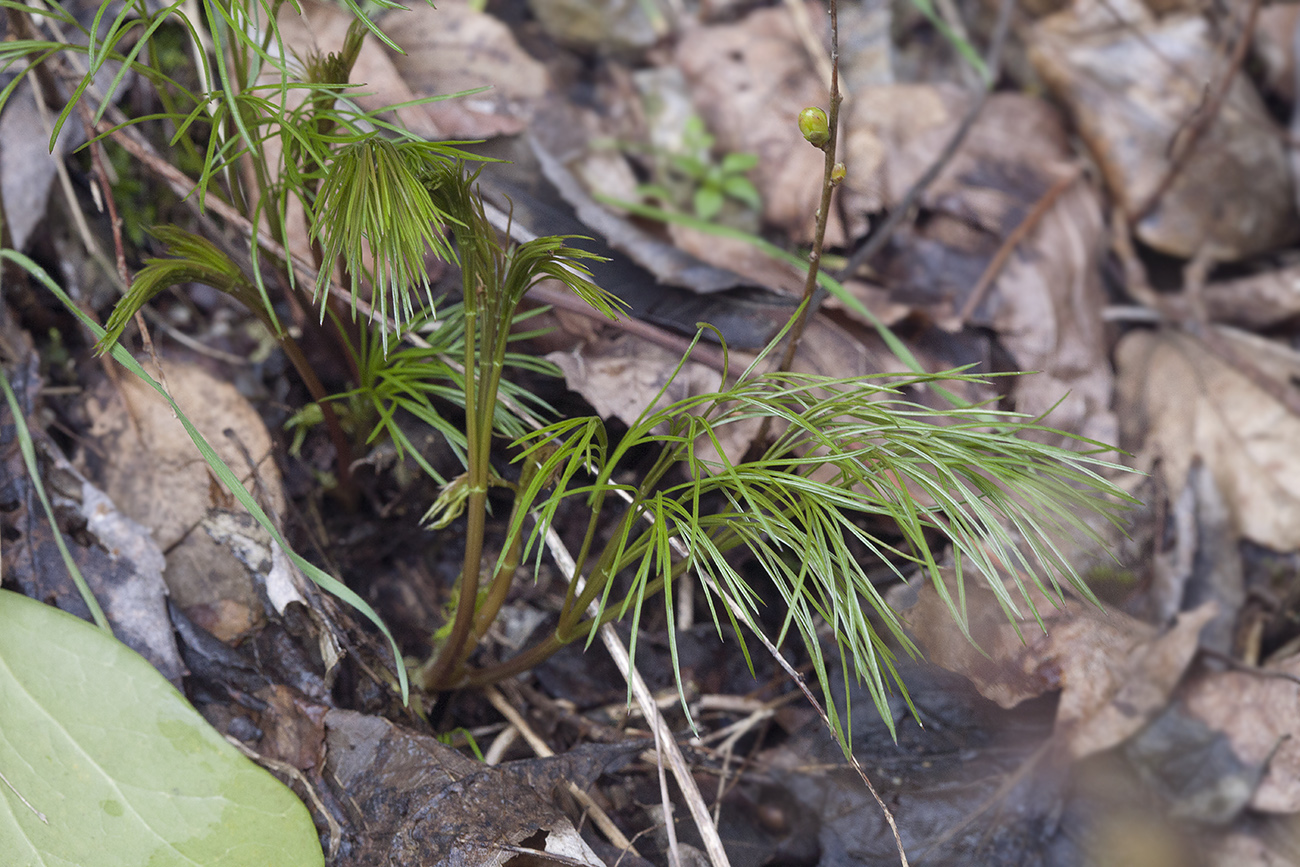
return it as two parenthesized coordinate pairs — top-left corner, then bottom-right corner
(86, 360), (284, 549)
(840, 87), (1115, 443)
(381, 0), (550, 138)
(325, 710), (618, 866)
(254, 683), (328, 773)
(666, 223), (808, 297)
(1254, 4), (1300, 104)
(675, 4), (842, 246)
(902, 574), (1215, 759)
(1202, 824), (1300, 867)
(1114, 329), (1300, 551)
(85, 360), (286, 641)
(1181, 655), (1300, 813)
(547, 333), (757, 463)
(839, 83), (963, 226)
(1199, 264), (1300, 331)
(1029, 3), (1296, 259)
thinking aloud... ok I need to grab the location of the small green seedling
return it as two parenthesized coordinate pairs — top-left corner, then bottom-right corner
(635, 114), (762, 221)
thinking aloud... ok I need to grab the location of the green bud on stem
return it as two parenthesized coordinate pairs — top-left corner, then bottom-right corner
(798, 107), (830, 148)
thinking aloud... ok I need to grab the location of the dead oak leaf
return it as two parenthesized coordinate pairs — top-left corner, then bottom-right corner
(1115, 329), (1300, 552)
(902, 574), (1215, 759)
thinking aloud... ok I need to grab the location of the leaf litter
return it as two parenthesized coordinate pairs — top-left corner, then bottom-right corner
(8, 0), (1300, 864)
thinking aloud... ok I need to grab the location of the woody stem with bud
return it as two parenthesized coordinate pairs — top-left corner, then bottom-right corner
(751, 2), (842, 454)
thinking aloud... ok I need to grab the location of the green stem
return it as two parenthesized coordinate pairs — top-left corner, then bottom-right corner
(749, 2), (842, 455)
(461, 539), (705, 688)
(419, 277), (491, 690)
(778, 7), (841, 370)
(556, 443), (681, 634)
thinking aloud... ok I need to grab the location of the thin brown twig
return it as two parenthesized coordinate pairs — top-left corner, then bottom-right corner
(952, 167), (1082, 328)
(481, 684), (641, 859)
(746, 0), (845, 453)
(777, 0), (841, 373)
(834, 0), (1016, 284)
(1131, 0), (1262, 222)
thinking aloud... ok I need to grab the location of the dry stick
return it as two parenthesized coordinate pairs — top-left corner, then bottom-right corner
(481, 685), (641, 859)
(533, 530), (728, 867)
(833, 0), (1016, 285)
(951, 167), (1082, 328)
(1130, 0), (1262, 222)
(540, 524), (731, 867)
(482, 723), (520, 764)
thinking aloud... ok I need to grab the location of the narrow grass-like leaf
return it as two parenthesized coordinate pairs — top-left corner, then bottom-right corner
(0, 377), (110, 633)
(5, 250), (411, 702)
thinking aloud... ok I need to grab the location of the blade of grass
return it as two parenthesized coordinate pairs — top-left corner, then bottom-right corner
(0, 372), (111, 632)
(3, 249), (410, 702)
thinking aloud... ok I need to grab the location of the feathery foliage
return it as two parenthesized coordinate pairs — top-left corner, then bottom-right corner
(5, 0), (1134, 761)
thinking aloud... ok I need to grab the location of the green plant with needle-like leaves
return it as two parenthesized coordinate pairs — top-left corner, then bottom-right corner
(9, 0), (1134, 766)
(415, 309), (1130, 740)
(301, 300), (562, 485)
(0, 0), (600, 685)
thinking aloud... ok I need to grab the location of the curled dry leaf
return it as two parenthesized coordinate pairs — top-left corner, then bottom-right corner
(1029, 1), (1296, 259)
(900, 573), (1216, 760)
(1115, 329), (1300, 551)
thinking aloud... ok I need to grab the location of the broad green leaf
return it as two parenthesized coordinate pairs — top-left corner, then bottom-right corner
(0, 590), (323, 867)
(720, 152), (759, 173)
(693, 185), (723, 221)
